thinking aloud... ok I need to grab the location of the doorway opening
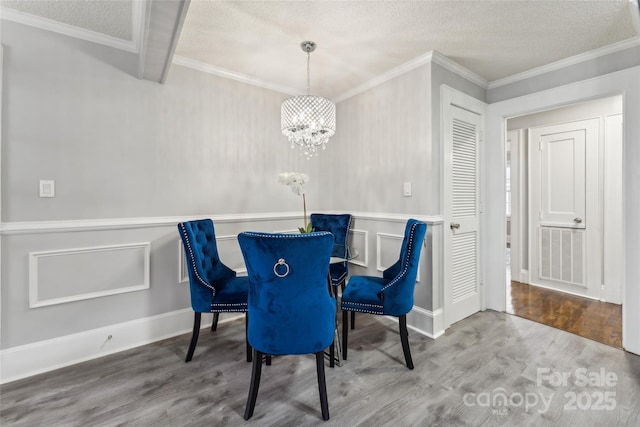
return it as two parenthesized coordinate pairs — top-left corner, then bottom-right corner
(504, 95), (623, 348)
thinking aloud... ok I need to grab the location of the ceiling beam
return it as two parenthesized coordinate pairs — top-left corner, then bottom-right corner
(138, 0), (191, 84)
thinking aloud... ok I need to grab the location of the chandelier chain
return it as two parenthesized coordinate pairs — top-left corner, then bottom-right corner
(306, 51), (311, 96)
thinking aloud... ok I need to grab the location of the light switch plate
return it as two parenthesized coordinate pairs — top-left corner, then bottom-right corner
(403, 182), (412, 197)
(39, 180), (55, 198)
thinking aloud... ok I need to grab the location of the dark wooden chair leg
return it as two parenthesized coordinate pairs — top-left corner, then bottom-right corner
(185, 312), (201, 363)
(329, 340), (335, 368)
(315, 351), (330, 421)
(351, 311), (356, 330)
(244, 349), (263, 420)
(399, 315), (414, 370)
(211, 312), (220, 331)
(245, 312), (252, 363)
(342, 310), (349, 360)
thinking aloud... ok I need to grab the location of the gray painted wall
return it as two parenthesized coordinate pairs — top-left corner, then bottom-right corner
(328, 64), (433, 215)
(1, 20), (331, 223)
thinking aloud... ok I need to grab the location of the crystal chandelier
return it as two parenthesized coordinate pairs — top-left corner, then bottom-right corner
(281, 41), (336, 159)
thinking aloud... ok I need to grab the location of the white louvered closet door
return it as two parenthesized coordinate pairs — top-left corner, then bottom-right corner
(443, 89), (485, 328)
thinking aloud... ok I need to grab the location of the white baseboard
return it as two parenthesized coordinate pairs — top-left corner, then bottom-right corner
(0, 309), (242, 384)
(404, 306), (445, 339)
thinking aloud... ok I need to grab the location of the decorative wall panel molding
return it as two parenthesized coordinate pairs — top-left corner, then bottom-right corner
(177, 235), (246, 285)
(376, 232), (421, 281)
(348, 228), (368, 267)
(178, 241), (188, 284)
(29, 243), (150, 308)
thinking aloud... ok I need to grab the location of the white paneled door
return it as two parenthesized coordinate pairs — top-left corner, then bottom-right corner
(529, 118), (601, 298)
(443, 86), (486, 328)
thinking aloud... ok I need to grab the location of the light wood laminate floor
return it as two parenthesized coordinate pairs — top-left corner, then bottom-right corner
(2, 311), (640, 426)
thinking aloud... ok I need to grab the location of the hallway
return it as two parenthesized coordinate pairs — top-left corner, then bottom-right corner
(505, 246), (621, 348)
(506, 280), (622, 348)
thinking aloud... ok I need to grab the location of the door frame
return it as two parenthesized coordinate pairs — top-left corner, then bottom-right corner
(484, 67), (640, 354)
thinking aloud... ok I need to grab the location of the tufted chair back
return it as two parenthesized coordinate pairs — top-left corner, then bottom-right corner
(310, 213), (353, 288)
(379, 218), (427, 316)
(178, 219), (237, 313)
(238, 231), (336, 355)
(238, 230), (336, 421)
(177, 218), (251, 363)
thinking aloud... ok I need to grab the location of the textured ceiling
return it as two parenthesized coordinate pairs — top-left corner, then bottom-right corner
(1, 0), (133, 41)
(1, 1), (638, 99)
(175, 0), (638, 98)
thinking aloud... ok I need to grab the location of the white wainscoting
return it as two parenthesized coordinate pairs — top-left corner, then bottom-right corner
(348, 228), (368, 267)
(376, 232), (421, 281)
(1, 212), (443, 383)
(178, 241), (188, 283)
(29, 243), (150, 308)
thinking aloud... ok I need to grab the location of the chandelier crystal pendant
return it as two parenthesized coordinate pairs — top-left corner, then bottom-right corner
(281, 41), (336, 159)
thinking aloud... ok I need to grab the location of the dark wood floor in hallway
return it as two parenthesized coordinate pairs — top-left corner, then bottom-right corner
(507, 280), (622, 348)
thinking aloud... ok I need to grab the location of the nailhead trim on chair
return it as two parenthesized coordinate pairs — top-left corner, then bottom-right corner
(379, 222), (419, 293)
(179, 222), (216, 294)
(341, 221), (421, 314)
(211, 302), (247, 312)
(241, 231), (332, 239)
(341, 301), (383, 314)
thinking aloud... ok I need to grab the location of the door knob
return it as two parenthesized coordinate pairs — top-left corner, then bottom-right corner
(450, 223), (460, 230)
(573, 217), (583, 224)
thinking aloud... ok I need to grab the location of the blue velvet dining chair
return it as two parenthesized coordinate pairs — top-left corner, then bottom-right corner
(177, 219), (251, 363)
(310, 213), (356, 331)
(341, 219), (427, 369)
(238, 231), (336, 421)
(310, 213), (353, 293)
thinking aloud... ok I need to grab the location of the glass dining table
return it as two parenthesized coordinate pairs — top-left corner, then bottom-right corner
(327, 247), (359, 367)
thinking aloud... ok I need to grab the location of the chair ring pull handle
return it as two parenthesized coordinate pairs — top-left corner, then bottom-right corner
(273, 258), (290, 278)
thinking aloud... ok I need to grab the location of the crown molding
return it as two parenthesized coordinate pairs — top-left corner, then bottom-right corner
(430, 51), (490, 89)
(172, 55), (301, 96)
(0, 6), (138, 53)
(334, 50), (488, 103)
(488, 37), (640, 89)
(333, 51), (434, 103)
